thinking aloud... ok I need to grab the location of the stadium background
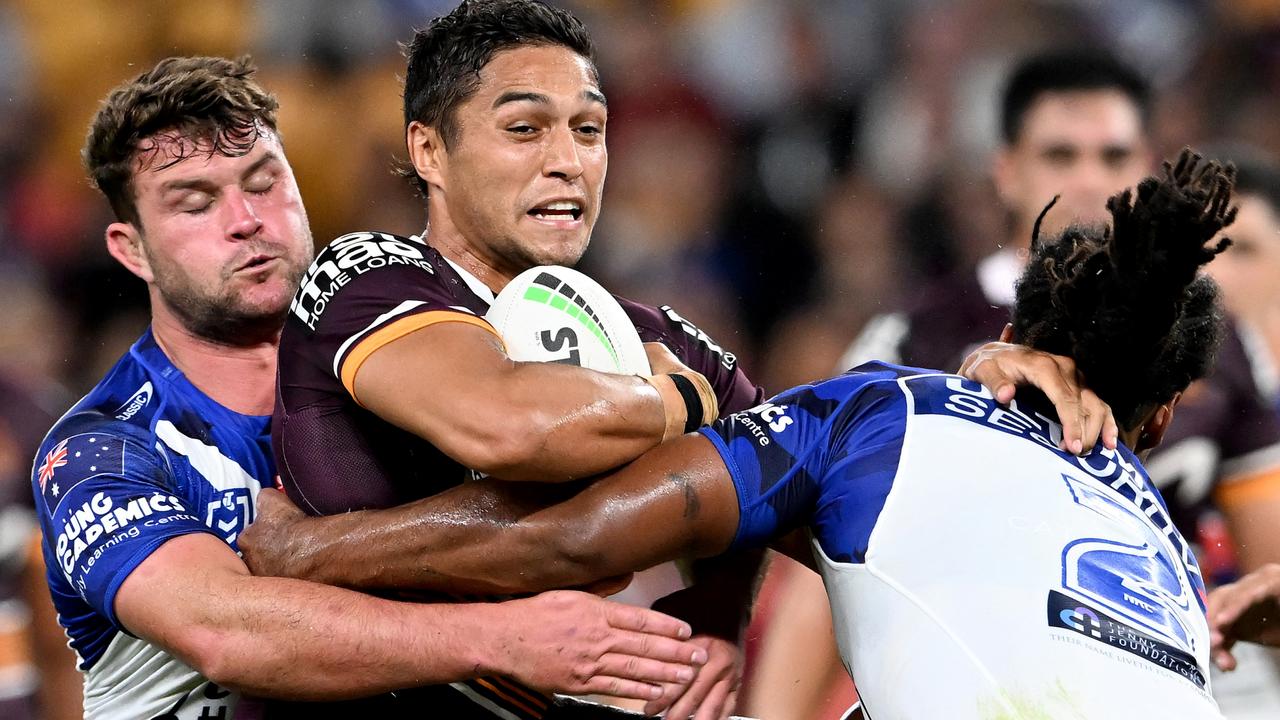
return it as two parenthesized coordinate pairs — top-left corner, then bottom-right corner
(3, 0), (1280, 718)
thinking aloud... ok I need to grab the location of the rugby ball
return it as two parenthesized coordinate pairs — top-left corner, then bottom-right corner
(486, 265), (651, 375)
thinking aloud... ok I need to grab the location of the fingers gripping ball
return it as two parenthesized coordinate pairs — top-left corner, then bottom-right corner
(487, 266), (651, 375)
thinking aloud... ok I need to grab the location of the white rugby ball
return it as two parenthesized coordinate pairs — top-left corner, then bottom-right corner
(486, 265), (651, 375)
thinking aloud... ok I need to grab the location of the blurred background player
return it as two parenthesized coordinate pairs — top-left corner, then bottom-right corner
(807, 48), (1280, 717)
(843, 50), (1280, 576)
(0, 370), (80, 720)
(1205, 154), (1280, 415)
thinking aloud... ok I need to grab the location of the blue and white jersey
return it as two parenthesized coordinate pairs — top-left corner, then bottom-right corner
(702, 362), (1223, 719)
(31, 330), (271, 720)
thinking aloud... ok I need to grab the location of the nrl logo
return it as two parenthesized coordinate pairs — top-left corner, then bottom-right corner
(114, 382), (153, 421)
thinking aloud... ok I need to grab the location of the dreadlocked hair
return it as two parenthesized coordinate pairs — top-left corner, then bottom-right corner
(1011, 148), (1235, 430)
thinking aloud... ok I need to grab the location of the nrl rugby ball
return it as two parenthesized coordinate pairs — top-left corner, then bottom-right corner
(486, 265), (651, 375)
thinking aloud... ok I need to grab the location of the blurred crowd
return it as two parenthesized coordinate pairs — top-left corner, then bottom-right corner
(5, 0), (1280, 718)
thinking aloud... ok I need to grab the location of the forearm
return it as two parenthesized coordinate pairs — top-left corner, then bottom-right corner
(244, 434), (739, 595)
(251, 479), (569, 593)
(355, 323), (714, 482)
(120, 534), (504, 700)
(475, 361), (668, 480)
(201, 577), (501, 698)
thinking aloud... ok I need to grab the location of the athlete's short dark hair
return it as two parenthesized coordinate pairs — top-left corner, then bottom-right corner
(83, 56), (279, 228)
(400, 0), (597, 197)
(1001, 50), (1151, 144)
(1232, 159), (1280, 217)
(1011, 149), (1235, 429)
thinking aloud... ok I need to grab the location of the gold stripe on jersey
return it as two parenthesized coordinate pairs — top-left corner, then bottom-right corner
(339, 310), (504, 402)
(1215, 465), (1280, 509)
(470, 677), (548, 718)
(489, 676), (552, 710)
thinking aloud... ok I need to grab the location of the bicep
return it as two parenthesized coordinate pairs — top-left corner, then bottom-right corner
(537, 432), (740, 573)
(352, 316), (507, 422)
(351, 317), (664, 480)
(114, 533), (248, 657)
(351, 319), (518, 463)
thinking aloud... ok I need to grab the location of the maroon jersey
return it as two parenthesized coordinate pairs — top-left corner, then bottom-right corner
(271, 231), (763, 718)
(842, 253), (1280, 539)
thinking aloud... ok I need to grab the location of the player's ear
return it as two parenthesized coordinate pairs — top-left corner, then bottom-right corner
(105, 222), (153, 282)
(1136, 393), (1180, 452)
(992, 146), (1019, 208)
(407, 121), (447, 191)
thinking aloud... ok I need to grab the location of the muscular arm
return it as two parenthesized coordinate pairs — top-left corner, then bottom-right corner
(250, 343), (1120, 589)
(116, 533), (704, 700)
(353, 321), (694, 481)
(1215, 469), (1280, 572)
(243, 432), (740, 595)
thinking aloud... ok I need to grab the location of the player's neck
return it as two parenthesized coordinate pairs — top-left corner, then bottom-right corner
(149, 301), (279, 416)
(421, 219), (513, 294)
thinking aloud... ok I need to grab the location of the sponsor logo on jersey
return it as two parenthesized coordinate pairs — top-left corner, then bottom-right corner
(292, 232), (435, 329)
(662, 306), (737, 371)
(1048, 590), (1205, 689)
(53, 490), (192, 579)
(113, 381), (153, 421)
(732, 402), (794, 446)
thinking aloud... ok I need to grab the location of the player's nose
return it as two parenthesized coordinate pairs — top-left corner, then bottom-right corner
(542, 126), (584, 181)
(225, 188), (264, 241)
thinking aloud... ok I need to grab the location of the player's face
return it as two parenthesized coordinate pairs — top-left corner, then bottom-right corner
(995, 90), (1150, 239)
(123, 130), (314, 342)
(1208, 194), (1280, 320)
(435, 45), (606, 280)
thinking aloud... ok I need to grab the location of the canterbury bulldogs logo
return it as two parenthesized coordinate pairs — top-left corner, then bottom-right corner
(113, 382), (153, 421)
(292, 232), (435, 329)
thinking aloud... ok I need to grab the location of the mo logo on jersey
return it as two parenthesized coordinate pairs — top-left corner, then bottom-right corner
(1058, 470), (1201, 652)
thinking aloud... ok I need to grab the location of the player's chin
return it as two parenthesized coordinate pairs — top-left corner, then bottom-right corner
(522, 225), (591, 265)
(231, 281), (295, 318)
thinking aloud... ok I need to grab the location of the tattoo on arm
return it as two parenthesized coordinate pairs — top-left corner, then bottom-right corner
(670, 472), (701, 519)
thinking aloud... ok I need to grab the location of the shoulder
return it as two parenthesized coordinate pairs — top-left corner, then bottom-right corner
(51, 340), (176, 443)
(34, 407), (161, 514)
(820, 361), (939, 407)
(290, 232), (459, 332)
(616, 297), (741, 371)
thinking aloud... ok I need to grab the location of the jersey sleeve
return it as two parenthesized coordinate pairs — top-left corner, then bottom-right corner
(1210, 324), (1280, 508)
(699, 367), (908, 557)
(617, 299), (765, 414)
(1149, 321), (1280, 514)
(33, 426), (213, 626)
(288, 232), (501, 400)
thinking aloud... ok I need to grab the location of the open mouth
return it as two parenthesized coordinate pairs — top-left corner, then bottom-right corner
(528, 200), (583, 223)
(236, 255), (277, 272)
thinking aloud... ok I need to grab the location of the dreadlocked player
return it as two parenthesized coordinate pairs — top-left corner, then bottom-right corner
(253, 149), (1236, 718)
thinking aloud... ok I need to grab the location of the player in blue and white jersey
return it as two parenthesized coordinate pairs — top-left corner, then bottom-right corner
(33, 55), (711, 720)
(254, 150), (1235, 718)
